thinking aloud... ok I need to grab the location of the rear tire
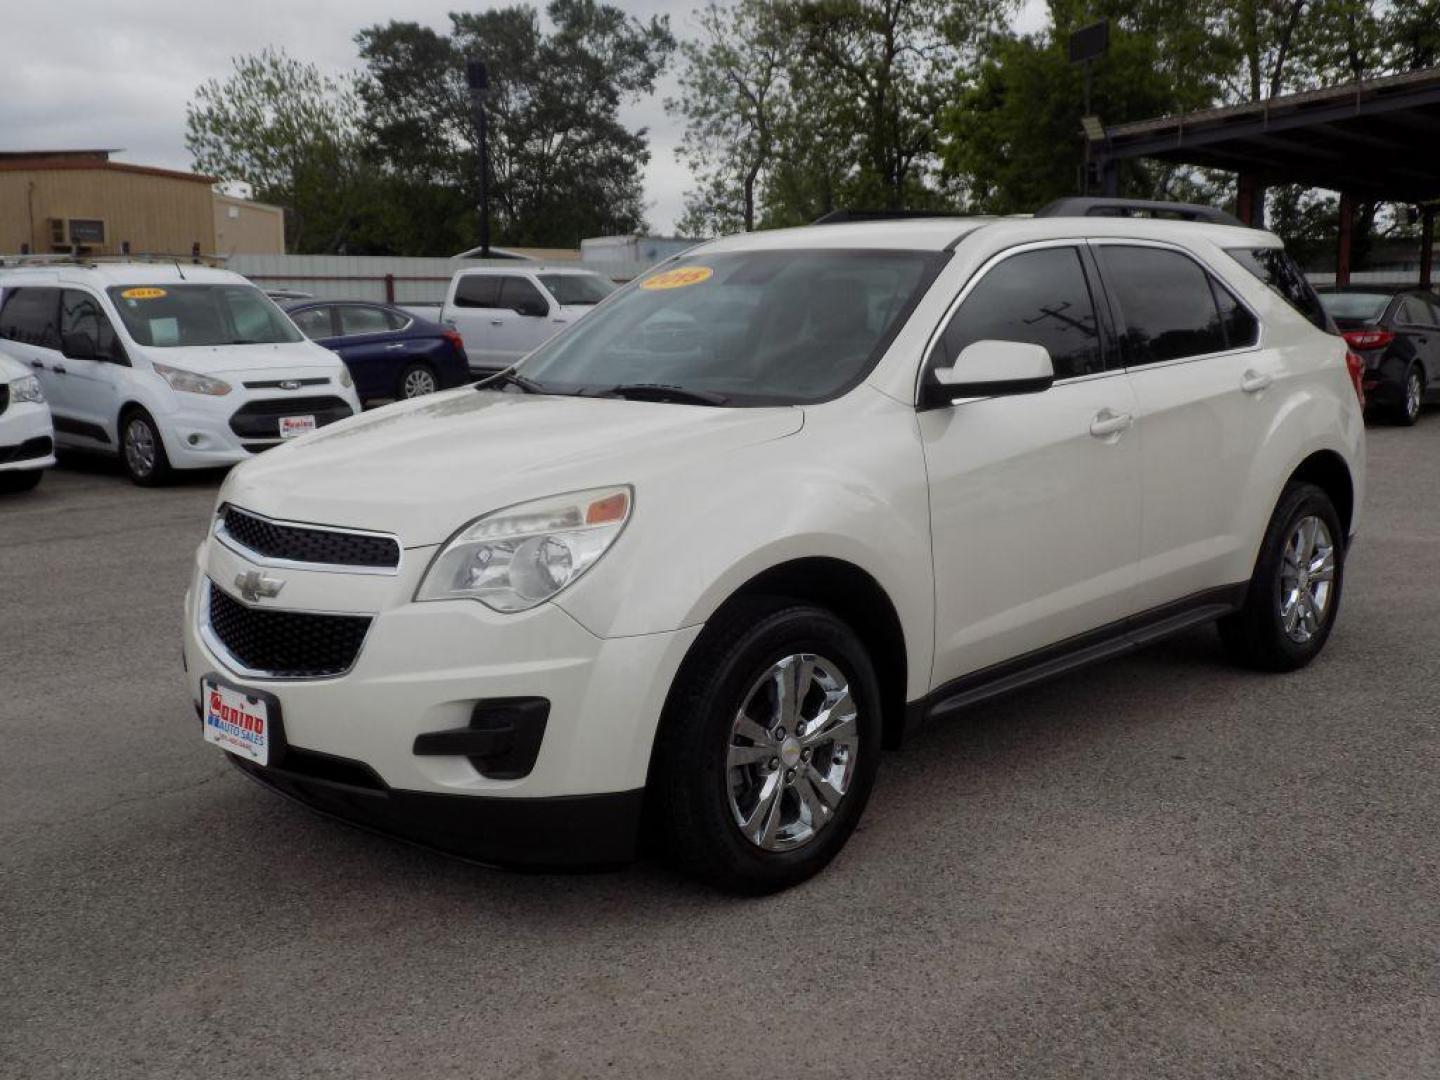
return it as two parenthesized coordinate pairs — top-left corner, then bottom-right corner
(1219, 482), (1344, 671)
(397, 362), (439, 400)
(119, 407), (173, 487)
(0, 469), (43, 494)
(1395, 363), (1423, 425)
(650, 599), (883, 894)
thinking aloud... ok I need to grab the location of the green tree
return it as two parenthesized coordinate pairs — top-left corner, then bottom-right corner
(186, 48), (377, 253)
(358, 0), (675, 250)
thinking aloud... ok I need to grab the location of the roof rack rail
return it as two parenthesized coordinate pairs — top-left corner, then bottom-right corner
(1034, 197), (1245, 228)
(812, 209), (966, 225)
(0, 252), (230, 269)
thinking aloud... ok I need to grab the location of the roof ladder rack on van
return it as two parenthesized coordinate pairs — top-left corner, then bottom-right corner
(1034, 197), (1246, 227)
(0, 252), (230, 269)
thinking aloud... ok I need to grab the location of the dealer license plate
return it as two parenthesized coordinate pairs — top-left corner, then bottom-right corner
(202, 679), (270, 765)
(279, 414), (317, 439)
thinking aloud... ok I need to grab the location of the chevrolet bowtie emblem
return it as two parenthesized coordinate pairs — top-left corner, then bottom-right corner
(235, 570), (285, 603)
(278, 380), (302, 390)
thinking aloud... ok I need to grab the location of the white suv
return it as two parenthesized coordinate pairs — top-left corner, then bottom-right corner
(184, 203), (1365, 893)
(440, 266), (615, 372)
(0, 260), (361, 485)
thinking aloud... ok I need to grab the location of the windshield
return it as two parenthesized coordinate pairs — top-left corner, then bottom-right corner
(1317, 291), (1393, 325)
(539, 273), (616, 306)
(106, 284), (303, 347)
(519, 251), (942, 405)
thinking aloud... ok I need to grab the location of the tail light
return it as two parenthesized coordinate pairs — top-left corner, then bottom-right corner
(1344, 351), (1366, 406)
(442, 330), (465, 354)
(1341, 328), (1393, 351)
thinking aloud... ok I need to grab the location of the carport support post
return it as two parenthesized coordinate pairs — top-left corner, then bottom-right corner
(1337, 191), (1356, 287)
(1236, 172), (1264, 228)
(1421, 206), (1436, 290)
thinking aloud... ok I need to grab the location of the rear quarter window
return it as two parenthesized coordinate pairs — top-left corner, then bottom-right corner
(1225, 247), (1331, 331)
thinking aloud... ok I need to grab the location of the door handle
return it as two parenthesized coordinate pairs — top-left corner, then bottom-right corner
(552, 318), (568, 324)
(489, 319), (504, 326)
(30, 360), (44, 370)
(1240, 369), (1273, 393)
(53, 365), (67, 375)
(385, 343), (406, 350)
(1089, 409), (1133, 438)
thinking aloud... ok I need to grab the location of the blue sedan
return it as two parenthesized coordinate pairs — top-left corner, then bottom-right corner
(283, 301), (471, 403)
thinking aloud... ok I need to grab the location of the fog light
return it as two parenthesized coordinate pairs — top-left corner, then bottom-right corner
(187, 434), (201, 446)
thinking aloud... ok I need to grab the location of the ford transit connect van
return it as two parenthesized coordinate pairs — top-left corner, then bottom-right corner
(0, 260), (362, 485)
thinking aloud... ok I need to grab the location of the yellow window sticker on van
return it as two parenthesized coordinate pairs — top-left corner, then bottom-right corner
(640, 266), (713, 291)
(120, 287), (167, 300)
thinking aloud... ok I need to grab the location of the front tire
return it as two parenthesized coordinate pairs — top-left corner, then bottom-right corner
(120, 407), (173, 486)
(1219, 482), (1344, 671)
(651, 600), (883, 894)
(0, 469), (43, 494)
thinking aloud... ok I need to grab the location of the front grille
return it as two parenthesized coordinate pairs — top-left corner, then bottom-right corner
(0, 436), (52, 464)
(221, 505), (401, 569)
(242, 377), (330, 390)
(207, 581), (371, 678)
(228, 396), (352, 439)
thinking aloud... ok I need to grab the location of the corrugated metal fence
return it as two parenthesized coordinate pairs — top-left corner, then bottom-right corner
(226, 254), (654, 305)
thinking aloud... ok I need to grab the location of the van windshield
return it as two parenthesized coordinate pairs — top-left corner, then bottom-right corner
(106, 284), (303, 347)
(519, 250), (942, 405)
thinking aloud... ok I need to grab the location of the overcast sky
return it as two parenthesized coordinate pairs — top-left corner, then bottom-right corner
(3, 0), (1047, 236)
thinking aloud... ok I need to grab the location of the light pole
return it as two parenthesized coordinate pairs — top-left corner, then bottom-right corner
(466, 57), (491, 258)
(1068, 19), (1109, 196)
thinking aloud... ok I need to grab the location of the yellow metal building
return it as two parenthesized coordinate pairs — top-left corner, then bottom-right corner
(0, 149), (284, 257)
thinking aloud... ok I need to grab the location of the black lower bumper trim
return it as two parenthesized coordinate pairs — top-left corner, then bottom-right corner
(227, 753), (644, 869)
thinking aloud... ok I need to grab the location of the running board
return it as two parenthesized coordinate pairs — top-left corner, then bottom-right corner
(916, 585), (1246, 726)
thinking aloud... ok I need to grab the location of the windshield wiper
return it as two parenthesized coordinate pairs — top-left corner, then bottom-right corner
(475, 368), (544, 394)
(601, 383), (729, 406)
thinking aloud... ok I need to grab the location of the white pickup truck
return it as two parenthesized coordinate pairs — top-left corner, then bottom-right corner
(439, 266), (615, 373)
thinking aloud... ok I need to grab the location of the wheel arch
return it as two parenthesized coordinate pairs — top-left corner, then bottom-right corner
(1287, 448), (1354, 540)
(672, 556), (913, 752)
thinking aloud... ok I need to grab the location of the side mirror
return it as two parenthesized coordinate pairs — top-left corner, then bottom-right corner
(516, 299), (548, 318)
(921, 340), (1055, 408)
(61, 331), (97, 360)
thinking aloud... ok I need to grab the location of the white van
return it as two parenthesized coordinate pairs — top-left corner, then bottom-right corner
(0, 260), (361, 485)
(439, 266), (615, 373)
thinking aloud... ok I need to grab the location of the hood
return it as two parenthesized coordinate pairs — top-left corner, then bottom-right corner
(140, 341), (343, 378)
(0, 351), (32, 383)
(219, 388), (804, 546)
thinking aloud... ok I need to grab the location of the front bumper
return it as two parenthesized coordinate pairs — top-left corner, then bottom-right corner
(183, 535), (700, 866)
(0, 399), (56, 473)
(159, 391), (359, 470)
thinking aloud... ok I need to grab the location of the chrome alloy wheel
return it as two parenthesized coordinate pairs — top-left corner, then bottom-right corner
(1406, 369), (1423, 421)
(124, 418), (157, 477)
(1279, 515), (1336, 643)
(403, 367), (438, 398)
(726, 653), (860, 852)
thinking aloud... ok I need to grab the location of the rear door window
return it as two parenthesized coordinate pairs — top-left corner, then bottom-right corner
(499, 276), (547, 313)
(337, 305), (393, 337)
(933, 246), (1104, 379)
(0, 287), (61, 349)
(1225, 247), (1329, 330)
(1096, 245), (1234, 365)
(453, 275), (500, 308)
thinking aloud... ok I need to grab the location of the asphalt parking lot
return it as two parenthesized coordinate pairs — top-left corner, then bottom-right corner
(2, 426), (1438, 1080)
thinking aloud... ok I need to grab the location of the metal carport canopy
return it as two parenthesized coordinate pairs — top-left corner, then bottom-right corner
(1097, 66), (1440, 205)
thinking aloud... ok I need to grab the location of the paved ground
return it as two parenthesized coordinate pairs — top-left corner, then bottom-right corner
(2, 426), (1438, 1080)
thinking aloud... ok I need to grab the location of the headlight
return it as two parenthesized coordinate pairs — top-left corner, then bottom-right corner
(153, 361), (231, 396)
(9, 375), (44, 404)
(338, 365), (353, 389)
(416, 486), (632, 612)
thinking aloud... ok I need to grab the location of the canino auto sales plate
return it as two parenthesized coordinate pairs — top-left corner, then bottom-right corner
(279, 415), (317, 439)
(203, 680), (269, 765)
